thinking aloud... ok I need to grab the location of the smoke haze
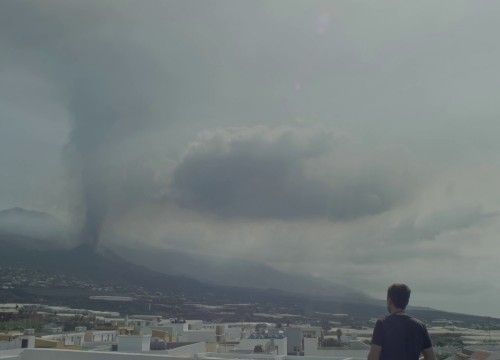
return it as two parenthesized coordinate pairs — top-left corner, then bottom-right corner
(2, 0), (500, 316)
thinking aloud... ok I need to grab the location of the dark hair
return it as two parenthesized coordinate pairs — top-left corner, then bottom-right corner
(387, 283), (411, 309)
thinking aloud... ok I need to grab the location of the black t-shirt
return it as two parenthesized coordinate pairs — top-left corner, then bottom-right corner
(371, 313), (433, 360)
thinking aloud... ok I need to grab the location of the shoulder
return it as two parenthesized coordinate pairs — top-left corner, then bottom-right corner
(406, 315), (427, 326)
(373, 315), (391, 332)
(404, 315), (430, 332)
(376, 315), (390, 323)
(373, 316), (388, 328)
(383, 314), (424, 327)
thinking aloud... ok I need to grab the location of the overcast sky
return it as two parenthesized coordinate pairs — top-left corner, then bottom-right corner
(2, 0), (500, 317)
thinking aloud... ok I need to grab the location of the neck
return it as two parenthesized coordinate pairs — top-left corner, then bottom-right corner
(391, 309), (405, 315)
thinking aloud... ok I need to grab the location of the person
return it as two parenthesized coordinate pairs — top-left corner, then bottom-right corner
(367, 284), (436, 360)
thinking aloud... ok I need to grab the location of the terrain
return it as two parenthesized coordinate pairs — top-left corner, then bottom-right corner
(1, 207), (500, 327)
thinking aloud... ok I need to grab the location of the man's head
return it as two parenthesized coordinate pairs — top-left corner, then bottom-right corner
(387, 283), (411, 311)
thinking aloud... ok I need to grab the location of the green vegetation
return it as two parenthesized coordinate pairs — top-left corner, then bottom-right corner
(0, 318), (42, 332)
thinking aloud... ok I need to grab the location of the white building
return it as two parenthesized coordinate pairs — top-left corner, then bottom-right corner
(41, 331), (86, 347)
(236, 335), (287, 356)
(117, 335), (151, 352)
(84, 330), (118, 343)
(178, 330), (216, 343)
(301, 326), (322, 339)
(156, 320), (189, 339)
(0, 334), (35, 351)
(303, 337), (369, 358)
(0, 346), (367, 360)
(225, 327), (243, 342)
(284, 327), (302, 354)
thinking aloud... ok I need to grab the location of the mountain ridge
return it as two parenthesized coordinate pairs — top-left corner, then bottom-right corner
(0, 207), (368, 302)
(0, 207), (72, 249)
(2, 231), (500, 324)
(108, 242), (370, 301)
(2, 208), (500, 324)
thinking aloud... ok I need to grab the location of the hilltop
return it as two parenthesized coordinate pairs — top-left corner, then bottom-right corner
(1, 208), (500, 327)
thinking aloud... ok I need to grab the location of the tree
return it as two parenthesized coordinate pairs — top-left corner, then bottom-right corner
(255, 323), (267, 333)
(254, 345), (263, 353)
(336, 328), (343, 344)
(321, 338), (339, 347)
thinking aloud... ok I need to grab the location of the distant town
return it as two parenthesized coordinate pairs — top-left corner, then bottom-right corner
(2, 300), (500, 360)
(3, 280), (500, 360)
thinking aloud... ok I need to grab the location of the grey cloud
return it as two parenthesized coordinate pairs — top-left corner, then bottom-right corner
(347, 206), (499, 265)
(1, 0), (176, 247)
(389, 206), (499, 244)
(170, 127), (417, 221)
(4, 0), (500, 316)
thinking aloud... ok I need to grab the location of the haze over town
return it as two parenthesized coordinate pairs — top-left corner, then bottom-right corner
(2, 1), (500, 317)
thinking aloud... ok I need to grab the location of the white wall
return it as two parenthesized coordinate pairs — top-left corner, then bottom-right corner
(14, 344), (369, 360)
(24, 336), (35, 349)
(42, 332), (85, 346)
(225, 327), (242, 342)
(237, 338), (271, 352)
(189, 353), (367, 360)
(155, 323), (187, 337)
(301, 327), (322, 338)
(340, 334), (357, 343)
(284, 327), (302, 354)
(0, 348), (22, 359)
(19, 348), (192, 360)
(166, 342), (206, 356)
(85, 330), (117, 343)
(303, 337), (368, 358)
(0, 336), (34, 350)
(217, 343), (237, 353)
(178, 330), (216, 343)
(186, 321), (204, 330)
(273, 338), (287, 356)
(117, 335), (151, 352)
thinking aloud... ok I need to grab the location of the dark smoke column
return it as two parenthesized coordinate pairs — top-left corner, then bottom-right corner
(65, 44), (167, 251)
(66, 115), (113, 250)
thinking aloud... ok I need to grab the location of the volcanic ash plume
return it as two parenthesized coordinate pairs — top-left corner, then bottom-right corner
(64, 43), (169, 250)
